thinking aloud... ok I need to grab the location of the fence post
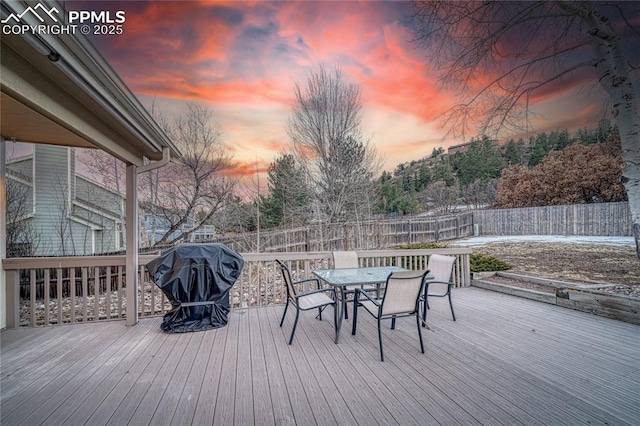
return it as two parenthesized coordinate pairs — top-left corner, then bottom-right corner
(343, 223), (349, 250)
(455, 215), (459, 238)
(434, 218), (440, 242)
(407, 219), (412, 244)
(305, 227), (310, 252)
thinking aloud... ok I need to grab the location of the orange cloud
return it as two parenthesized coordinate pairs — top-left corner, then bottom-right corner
(260, 139), (289, 153)
(224, 160), (270, 178)
(84, 0), (622, 177)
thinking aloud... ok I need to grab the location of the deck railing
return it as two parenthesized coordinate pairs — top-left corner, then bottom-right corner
(2, 248), (472, 328)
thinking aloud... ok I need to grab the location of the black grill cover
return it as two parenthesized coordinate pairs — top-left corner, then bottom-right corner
(147, 243), (244, 333)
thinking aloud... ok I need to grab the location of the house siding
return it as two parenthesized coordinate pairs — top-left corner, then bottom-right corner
(33, 145), (72, 255)
(76, 176), (123, 219)
(6, 155), (34, 178)
(6, 145), (124, 256)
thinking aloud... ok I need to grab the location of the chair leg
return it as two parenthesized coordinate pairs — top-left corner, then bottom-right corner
(344, 298), (349, 320)
(288, 308), (300, 345)
(279, 299), (289, 327)
(421, 297), (428, 327)
(378, 318), (384, 362)
(391, 316), (396, 330)
(333, 302), (339, 344)
(416, 313), (425, 354)
(315, 305), (327, 320)
(448, 291), (456, 321)
(351, 295), (359, 335)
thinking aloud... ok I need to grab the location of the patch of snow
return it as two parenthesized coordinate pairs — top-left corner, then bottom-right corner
(451, 235), (635, 247)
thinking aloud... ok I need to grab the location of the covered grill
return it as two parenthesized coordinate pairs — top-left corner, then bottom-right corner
(147, 243), (244, 333)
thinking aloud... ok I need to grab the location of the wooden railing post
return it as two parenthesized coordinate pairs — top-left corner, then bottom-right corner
(464, 253), (471, 287)
(125, 164), (138, 326)
(5, 270), (20, 328)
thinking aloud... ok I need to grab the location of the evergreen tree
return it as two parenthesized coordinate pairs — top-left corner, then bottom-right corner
(504, 139), (522, 165)
(418, 164), (431, 189)
(454, 137), (506, 186)
(433, 159), (455, 186)
(402, 173), (415, 192)
(528, 133), (553, 167)
(260, 154), (310, 227)
(430, 147), (444, 158)
(550, 129), (571, 150)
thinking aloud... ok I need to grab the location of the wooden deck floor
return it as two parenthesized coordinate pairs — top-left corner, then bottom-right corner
(1, 287), (639, 426)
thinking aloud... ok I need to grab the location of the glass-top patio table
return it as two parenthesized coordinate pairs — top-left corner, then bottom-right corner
(312, 266), (408, 342)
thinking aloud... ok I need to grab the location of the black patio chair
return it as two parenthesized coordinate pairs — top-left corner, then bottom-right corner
(277, 260), (338, 345)
(351, 270), (429, 361)
(420, 254), (457, 327)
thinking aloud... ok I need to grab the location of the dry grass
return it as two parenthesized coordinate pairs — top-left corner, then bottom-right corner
(474, 242), (640, 285)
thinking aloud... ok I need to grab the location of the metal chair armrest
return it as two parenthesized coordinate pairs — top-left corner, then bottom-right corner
(290, 278), (323, 293)
(424, 281), (454, 297)
(354, 288), (381, 306)
(297, 286), (337, 299)
(294, 277), (321, 287)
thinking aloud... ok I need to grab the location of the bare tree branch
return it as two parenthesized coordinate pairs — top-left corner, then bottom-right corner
(409, 0), (640, 257)
(144, 104), (236, 247)
(5, 173), (39, 256)
(287, 64), (381, 222)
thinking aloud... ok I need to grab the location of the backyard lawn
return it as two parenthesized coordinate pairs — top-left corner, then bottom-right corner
(475, 242), (640, 285)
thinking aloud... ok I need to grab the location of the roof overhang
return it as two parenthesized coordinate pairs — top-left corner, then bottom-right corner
(0, 0), (180, 165)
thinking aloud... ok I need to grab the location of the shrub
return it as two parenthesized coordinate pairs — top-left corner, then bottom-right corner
(396, 243), (449, 249)
(470, 253), (511, 272)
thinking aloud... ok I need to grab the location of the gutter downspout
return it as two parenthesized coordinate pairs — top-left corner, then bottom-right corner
(138, 147), (171, 174)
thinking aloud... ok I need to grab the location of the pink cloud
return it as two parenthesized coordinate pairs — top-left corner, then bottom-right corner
(225, 160), (270, 178)
(84, 0), (625, 176)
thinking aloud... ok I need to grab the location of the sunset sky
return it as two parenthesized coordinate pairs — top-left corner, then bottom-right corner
(78, 0), (640, 179)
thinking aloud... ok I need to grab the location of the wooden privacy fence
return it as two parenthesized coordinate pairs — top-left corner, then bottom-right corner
(473, 202), (632, 236)
(211, 213), (474, 253)
(3, 248), (472, 327)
